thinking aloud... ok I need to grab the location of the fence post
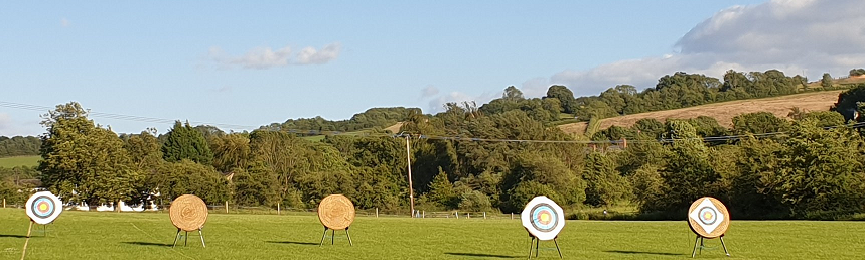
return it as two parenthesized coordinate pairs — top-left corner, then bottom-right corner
(2, 199), (5, 208)
(376, 208), (379, 218)
(511, 213), (514, 220)
(422, 211), (425, 218)
(277, 203), (281, 215)
(456, 211), (459, 219)
(483, 212), (486, 219)
(467, 212), (470, 219)
(225, 201), (229, 214)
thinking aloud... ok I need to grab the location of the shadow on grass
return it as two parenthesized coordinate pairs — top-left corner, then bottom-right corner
(604, 250), (686, 256)
(122, 242), (173, 247)
(0, 234), (28, 238)
(444, 252), (520, 258)
(266, 241), (319, 246)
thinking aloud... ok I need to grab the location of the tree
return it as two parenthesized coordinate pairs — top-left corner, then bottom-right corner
(583, 152), (631, 207)
(424, 167), (457, 208)
(38, 102), (142, 206)
(775, 119), (865, 217)
(502, 86), (525, 101)
(210, 133), (251, 173)
(831, 84), (865, 122)
(151, 159), (230, 205)
(651, 121), (721, 212)
(849, 69), (865, 77)
(162, 121), (213, 165)
(732, 112), (790, 135)
(821, 73), (833, 89)
(545, 85), (577, 114)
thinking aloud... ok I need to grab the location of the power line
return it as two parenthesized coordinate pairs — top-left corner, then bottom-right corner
(0, 101), (259, 130)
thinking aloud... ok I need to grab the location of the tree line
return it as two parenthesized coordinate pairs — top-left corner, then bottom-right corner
(4, 70), (865, 220)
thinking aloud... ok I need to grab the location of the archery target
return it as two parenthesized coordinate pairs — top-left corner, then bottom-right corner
(688, 197), (730, 238)
(26, 191), (63, 225)
(318, 194), (355, 230)
(521, 196), (565, 240)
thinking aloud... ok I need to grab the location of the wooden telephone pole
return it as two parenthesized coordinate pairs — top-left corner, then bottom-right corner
(405, 134), (415, 218)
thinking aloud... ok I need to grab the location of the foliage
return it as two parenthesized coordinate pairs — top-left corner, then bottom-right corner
(850, 68), (865, 77)
(831, 84), (865, 122)
(38, 102), (142, 205)
(0, 135), (40, 157)
(162, 121), (214, 165)
(822, 73), (833, 89)
(150, 159), (230, 205)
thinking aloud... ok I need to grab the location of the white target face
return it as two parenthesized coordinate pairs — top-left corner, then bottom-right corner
(25, 191), (63, 225)
(521, 196), (565, 241)
(689, 198), (723, 234)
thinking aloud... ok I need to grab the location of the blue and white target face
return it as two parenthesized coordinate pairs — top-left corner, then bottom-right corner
(530, 204), (558, 232)
(689, 198), (724, 234)
(26, 191), (63, 225)
(521, 196), (565, 241)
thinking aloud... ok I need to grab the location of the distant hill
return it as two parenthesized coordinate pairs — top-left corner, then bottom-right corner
(558, 90), (844, 135)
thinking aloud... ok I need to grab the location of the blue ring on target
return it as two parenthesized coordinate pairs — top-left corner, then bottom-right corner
(31, 196), (55, 219)
(530, 204), (558, 232)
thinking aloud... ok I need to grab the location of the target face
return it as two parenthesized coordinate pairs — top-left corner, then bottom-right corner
(318, 194), (355, 230)
(688, 197), (730, 238)
(25, 191), (63, 225)
(521, 197), (565, 241)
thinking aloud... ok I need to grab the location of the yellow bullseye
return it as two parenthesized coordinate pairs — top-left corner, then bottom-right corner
(38, 203), (48, 212)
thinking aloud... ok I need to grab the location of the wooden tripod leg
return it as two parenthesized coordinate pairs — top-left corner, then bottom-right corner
(691, 235), (700, 258)
(527, 236), (534, 259)
(184, 231), (188, 247)
(535, 237), (540, 258)
(172, 229), (181, 248)
(719, 235), (730, 257)
(319, 227), (327, 247)
(198, 229), (205, 248)
(345, 227), (353, 246)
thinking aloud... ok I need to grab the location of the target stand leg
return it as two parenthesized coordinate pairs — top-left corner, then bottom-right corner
(554, 238), (563, 259)
(198, 228), (206, 248)
(345, 227), (353, 246)
(527, 236), (534, 259)
(172, 229), (181, 248)
(184, 231), (189, 247)
(535, 237), (540, 258)
(319, 227), (328, 247)
(699, 237), (704, 255)
(691, 235), (700, 258)
(331, 229), (335, 245)
(719, 235), (730, 257)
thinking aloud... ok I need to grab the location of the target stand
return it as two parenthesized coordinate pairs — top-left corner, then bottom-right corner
(521, 197), (565, 259)
(526, 232), (563, 259)
(172, 227), (206, 248)
(317, 194), (355, 247)
(318, 226), (353, 247)
(687, 197), (731, 258)
(168, 194), (208, 248)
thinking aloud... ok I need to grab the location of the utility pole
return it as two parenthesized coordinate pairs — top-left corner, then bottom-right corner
(405, 134), (415, 218)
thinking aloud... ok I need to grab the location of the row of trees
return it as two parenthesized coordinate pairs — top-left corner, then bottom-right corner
(0, 135), (40, 157)
(540, 70), (814, 122)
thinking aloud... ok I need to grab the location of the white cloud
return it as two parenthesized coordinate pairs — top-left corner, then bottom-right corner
(207, 42), (341, 70)
(60, 18), (69, 27)
(425, 91), (498, 113)
(420, 85), (439, 99)
(295, 43), (341, 64)
(531, 0), (865, 97)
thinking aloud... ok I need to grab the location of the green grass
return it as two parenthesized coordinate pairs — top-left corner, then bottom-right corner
(0, 156), (39, 168)
(1, 209), (864, 259)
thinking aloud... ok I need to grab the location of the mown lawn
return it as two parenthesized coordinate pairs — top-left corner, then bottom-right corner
(0, 156), (39, 168)
(0, 208), (863, 259)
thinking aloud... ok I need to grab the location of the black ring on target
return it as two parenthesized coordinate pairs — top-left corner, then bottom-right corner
(30, 196), (55, 219)
(530, 203), (558, 232)
(698, 206), (718, 225)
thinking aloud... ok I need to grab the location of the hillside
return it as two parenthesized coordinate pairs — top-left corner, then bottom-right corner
(558, 90), (844, 135)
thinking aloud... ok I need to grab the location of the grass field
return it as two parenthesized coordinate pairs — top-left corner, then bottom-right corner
(1, 209), (864, 259)
(0, 156), (39, 168)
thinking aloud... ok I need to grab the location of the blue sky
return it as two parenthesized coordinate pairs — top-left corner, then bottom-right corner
(2, 0), (864, 136)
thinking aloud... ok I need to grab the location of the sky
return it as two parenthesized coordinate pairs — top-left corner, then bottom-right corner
(2, 0), (864, 137)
